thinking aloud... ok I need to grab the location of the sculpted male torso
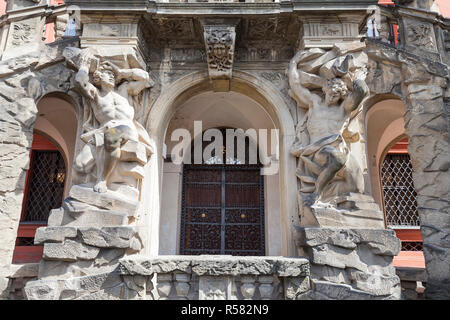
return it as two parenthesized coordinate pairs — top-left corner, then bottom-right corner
(289, 51), (369, 198)
(74, 54), (151, 193)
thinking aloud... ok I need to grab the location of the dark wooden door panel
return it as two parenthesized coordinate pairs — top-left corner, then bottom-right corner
(181, 165), (265, 256)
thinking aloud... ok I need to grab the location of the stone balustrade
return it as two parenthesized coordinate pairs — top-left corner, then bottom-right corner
(118, 255), (311, 300)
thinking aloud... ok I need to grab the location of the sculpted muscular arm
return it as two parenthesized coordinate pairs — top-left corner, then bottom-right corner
(102, 61), (152, 97)
(342, 78), (370, 114)
(288, 51), (315, 109)
(74, 54), (99, 101)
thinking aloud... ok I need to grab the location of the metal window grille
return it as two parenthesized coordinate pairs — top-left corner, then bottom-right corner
(381, 154), (420, 227)
(15, 237), (38, 246)
(401, 241), (423, 252)
(180, 165), (265, 256)
(22, 150), (66, 223)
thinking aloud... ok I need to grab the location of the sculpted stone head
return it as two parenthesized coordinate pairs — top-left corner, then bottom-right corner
(93, 65), (116, 90)
(323, 78), (349, 105)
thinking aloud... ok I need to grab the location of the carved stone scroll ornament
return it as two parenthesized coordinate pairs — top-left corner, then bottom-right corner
(63, 47), (153, 216)
(288, 44), (385, 228)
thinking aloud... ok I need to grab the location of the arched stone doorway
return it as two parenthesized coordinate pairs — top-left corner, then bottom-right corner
(142, 71), (298, 257)
(161, 92), (279, 256)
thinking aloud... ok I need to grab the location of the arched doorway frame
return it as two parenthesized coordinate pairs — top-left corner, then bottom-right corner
(141, 70), (298, 257)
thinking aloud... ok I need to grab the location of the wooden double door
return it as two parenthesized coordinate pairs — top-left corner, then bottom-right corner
(180, 164), (265, 256)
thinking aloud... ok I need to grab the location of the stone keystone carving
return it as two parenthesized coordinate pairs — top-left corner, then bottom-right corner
(288, 43), (385, 228)
(202, 21), (238, 91)
(63, 47), (153, 200)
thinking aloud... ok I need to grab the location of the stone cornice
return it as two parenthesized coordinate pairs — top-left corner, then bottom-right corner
(0, 4), (66, 26)
(64, 0), (379, 17)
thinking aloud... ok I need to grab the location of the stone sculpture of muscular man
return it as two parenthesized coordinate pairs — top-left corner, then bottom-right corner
(74, 52), (151, 193)
(289, 50), (369, 201)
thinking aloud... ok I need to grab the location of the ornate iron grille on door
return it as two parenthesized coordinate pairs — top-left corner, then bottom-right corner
(181, 165), (265, 256)
(381, 154), (419, 227)
(22, 150), (66, 223)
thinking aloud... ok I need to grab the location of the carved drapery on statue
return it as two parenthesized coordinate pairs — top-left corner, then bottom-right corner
(289, 43), (385, 228)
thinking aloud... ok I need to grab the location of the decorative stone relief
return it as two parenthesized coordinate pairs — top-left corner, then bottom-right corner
(154, 18), (196, 41)
(288, 43), (385, 228)
(11, 23), (35, 46)
(199, 276), (230, 300)
(202, 22), (237, 91)
(301, 20), (360, 48)
(407, 23), (435, 50)
(204, 26), (235, 74)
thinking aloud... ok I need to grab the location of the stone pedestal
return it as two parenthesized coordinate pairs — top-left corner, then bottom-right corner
(23, 183), (145, 300)
(295, 227), (402, 299)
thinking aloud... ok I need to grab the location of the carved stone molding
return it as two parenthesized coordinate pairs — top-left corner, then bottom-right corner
(298, 13), (365, 49)
(201, 20), (239, 92)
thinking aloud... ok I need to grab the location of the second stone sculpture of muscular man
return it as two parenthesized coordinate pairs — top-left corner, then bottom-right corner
(289, 50), (369, 202)
(74, 52), (152, 193)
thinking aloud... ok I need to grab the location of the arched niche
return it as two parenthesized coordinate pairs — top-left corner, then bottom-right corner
(160, 91), (280, 256)
(140, 71), (298, 257)
(364, 97), (407, 213)
(34, 93), (79, 196)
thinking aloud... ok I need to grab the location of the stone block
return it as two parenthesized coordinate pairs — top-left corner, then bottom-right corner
(78, 227), (139, 249)
(310, 244), (368, 272)
(69, 184), (139, 215)
(69, 209), (128, 227)
(117, 161), (145, 180)
(299, 71), (325, 89)
(3, 263), (39, 279)
(333, 42), (366, 56)
(120, 140), (148, 165)
(24, 279), (60, 300)
(47, 208), (74, 227)
(284, 277), (311, 300)
(310, 205), (385, 229)
(349, 270), (400, 296)
(311, 280), (376, 300)
(34, 227), (78, 245)
(43, 240), (100, 262)
(300, 50), (338, 74)
(297, 48), (326, 64)
(407, 84), (443, 101)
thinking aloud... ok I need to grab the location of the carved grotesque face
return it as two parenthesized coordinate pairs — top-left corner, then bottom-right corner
(323, 78), (349, 105)
(213, 43), (227, 59)
(93, 67), (115, 89)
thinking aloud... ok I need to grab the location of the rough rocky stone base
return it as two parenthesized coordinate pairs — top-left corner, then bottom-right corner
(295, 226), (402, 299)
(0, 263), (39, 300)
(23, 224), (144, 300)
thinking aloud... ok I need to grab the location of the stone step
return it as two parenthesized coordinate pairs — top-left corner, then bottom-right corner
(69, 184), (139, 216)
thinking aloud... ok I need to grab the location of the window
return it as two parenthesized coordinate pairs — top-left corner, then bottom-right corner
(13, 134), (66, 263)
(380, 138), (423, 254)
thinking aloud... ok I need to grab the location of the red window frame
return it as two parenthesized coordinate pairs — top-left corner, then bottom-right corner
(13, 134), (62, 264)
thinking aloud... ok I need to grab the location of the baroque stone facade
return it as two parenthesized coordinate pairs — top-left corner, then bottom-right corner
(0, 0), (448, 300)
